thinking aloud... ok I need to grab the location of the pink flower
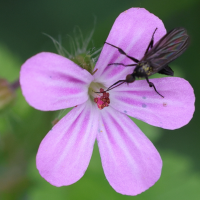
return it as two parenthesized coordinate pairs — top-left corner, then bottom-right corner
(20, 8), (195, 195)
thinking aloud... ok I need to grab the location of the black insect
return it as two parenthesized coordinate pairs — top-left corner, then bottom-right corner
(103, 27), (189, 98)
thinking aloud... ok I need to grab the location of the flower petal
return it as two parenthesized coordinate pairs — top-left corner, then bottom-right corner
(97, 107), (162, 195)
(36, 101), (98, 186)
(110, 77), (195, 129)
(20, 52), (93, 111)
(94, 8), (166, 86)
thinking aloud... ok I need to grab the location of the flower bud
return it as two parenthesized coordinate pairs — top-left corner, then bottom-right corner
(71, 53), (95, 74)
(0, 78), (16, 111)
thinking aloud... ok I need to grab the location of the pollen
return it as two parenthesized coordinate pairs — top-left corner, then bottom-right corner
(163, 102), (167, 107)
(94, 88), (110, 110)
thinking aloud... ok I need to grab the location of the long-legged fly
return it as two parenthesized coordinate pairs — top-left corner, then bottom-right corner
(103, 27), (189, 98)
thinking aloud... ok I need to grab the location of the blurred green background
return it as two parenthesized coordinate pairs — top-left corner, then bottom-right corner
(0, 0), (199, 199)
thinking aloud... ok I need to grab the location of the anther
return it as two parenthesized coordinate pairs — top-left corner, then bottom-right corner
(94, 98), (98, 103)
(93, 88), (111, 110)
(100, 88), (104, 93)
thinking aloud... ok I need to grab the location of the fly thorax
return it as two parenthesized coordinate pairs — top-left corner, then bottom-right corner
(135, 61), (151, 76)
(141, 61), (150, 71)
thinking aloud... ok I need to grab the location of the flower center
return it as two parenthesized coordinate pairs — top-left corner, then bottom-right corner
(94, 88), (110, 110)
(88, 83), (110, 110)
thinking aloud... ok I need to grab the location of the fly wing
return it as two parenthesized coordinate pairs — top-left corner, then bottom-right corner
(143, 28), (189, 75)
(158, 65), (174, 76)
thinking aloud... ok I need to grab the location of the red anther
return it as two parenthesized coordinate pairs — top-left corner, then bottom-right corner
(99, 104), (103, 109)
(102, 98), (106, 102)
(102, 103), (106, 107)
(94, 89), (110, 110)
(100, 88), (104, 93)
(103, 92), (107, 97)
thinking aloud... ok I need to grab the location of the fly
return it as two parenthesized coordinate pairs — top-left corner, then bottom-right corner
(102, 27), (189, 98)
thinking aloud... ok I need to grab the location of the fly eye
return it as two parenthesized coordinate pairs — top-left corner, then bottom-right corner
(126, 74), (135, 83)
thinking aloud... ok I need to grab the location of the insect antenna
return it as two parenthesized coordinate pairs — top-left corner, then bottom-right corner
(95, 80), (126, 94)
(106, 80), (126, 91)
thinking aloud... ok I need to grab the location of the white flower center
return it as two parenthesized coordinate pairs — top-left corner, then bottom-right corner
(88, 82), (111, 110)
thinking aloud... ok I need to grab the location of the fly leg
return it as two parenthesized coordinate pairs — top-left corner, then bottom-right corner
(145, 76), (164, 98)
(108, 63), (137, 67)
(144, 28), (158, 55)
(105, 42), (139, 63)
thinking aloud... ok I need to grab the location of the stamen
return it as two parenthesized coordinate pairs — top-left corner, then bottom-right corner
(94, 88), (110, 110)
(100, 88), (104, 93)
(94, 98), (98, 103)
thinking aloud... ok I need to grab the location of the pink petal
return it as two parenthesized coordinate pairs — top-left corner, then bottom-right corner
(110, 77), (195, 130)
(97, 107), (162, 195)
(20, 52), (93, 111)
(36, 101), (98, 186)
(94, 8), (166, 86)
